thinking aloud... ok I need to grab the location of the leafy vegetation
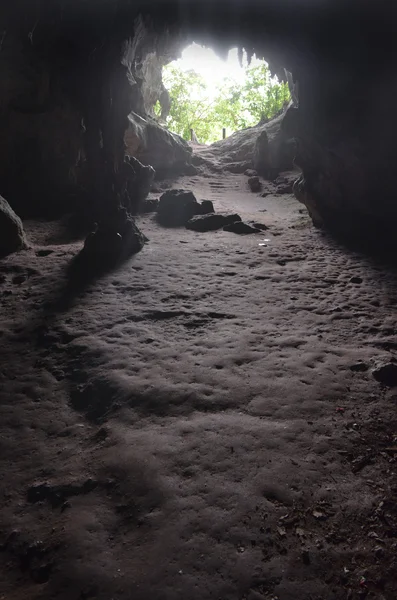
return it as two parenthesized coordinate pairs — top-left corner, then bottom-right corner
(157, 60), (290, 144)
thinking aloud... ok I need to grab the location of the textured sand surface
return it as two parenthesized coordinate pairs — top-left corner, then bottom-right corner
(0, 171), (396, 600)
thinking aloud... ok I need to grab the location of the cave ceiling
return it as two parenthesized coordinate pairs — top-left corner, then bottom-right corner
(5, 0), (394, 77)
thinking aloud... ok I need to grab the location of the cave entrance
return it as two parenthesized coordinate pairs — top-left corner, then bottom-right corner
(156, 43), (290, 146)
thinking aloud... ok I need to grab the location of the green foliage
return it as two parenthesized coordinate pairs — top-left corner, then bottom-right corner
(153, 100), (162, 118)
(162, 66), (217, 143)
(161, 60), (290, 144)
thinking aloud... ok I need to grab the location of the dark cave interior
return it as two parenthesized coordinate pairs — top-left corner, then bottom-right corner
(1, 0), (396, 246)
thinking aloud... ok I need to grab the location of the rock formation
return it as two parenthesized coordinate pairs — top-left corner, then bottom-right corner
(0, 196), (27, 257)
(124, 112), (193, 177)
(193, 112), (295, 177)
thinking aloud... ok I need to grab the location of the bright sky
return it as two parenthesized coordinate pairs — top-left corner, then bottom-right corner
(172, 43), (250, 99)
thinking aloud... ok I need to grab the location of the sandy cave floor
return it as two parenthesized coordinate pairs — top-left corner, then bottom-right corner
(0, 170), (397, 600)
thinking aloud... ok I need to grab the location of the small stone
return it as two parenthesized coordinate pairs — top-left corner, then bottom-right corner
(248, 221), (268, 231)
(248, 176), (261, 193)
(200, 200), (215, 214)
(312, 510), (327, 520)
(223, 221), (261, 234)
(374, 545), (384, 558)
(373, 363), (397, 387)
(244, 169), (258, 177)
(350, 276), (363, 284)
(186, 213), (241, 232)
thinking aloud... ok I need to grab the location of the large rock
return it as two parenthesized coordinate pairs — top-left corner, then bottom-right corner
(124, 112), (193, 177)
(81, 208), (147, 267)
(193, 112), (295, 178)
(186, 213), (242, 232)
(157, 189), (201, 227)
(0, 196), (27, 257)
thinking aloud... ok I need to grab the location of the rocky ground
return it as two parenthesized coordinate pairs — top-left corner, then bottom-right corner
(0, 167), (396, 600)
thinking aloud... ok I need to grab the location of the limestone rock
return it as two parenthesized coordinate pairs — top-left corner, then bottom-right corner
(0, 196), (27, 257)
(186, 213), (242, 232)
(157, 189), (201, 227)
(253, 130), (271, 177)
(194, 112), (294, 179)
(248, 176), (261, 193)
(247, 221), (268, 231)
(125, 113), (193, 176)
(123, 156), (155, 214)
(81, 208), (146, 266)
(223, 221), (261, 234)
(200, 200), (215, 214)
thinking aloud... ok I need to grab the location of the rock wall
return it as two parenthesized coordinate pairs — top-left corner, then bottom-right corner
(0, 32), (84, 217)
(191, 112), (294, 176)
(0, 14), (191, 218)
(284, 39), (397, 239)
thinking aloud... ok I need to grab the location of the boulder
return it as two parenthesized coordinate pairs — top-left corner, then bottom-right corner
(157, 189), (201, 227)
(0, 196), (27, 257)
(192, 112), (295, 179)
(186, 213), (242, 232)
(124, 112), (193, 177)
(248, 176), (262, 193)
(81, 208), (147, 267)
(223, 221), (261, 234)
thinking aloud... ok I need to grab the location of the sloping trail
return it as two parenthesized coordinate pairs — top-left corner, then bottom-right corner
(0, 169), (396, 600)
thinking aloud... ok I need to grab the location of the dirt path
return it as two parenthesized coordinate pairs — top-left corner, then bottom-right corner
(0, 171), (396, 600)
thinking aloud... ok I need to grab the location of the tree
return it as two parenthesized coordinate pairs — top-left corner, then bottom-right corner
(160, 59), (290, 144)
(160, 66), (217, 143)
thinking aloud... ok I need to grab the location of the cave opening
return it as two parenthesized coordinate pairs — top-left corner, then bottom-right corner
(2, 3), (397, 599)
(157, 42), (291, 146)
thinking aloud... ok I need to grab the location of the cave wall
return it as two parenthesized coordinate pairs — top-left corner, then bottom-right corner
(0, 32), (84, 217)
(0, 11), (191, 218)
(122, 16), (184, 118)
(285, 25), (397, 237)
